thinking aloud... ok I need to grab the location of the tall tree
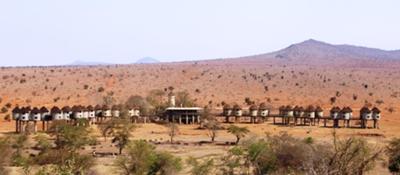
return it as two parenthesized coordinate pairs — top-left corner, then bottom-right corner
(204, 120), (220, 142)
(227, 125), (250, 145)
(167, 123), (179, 143)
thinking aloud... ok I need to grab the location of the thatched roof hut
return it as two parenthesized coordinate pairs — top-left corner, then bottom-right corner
(51, 106), (61, 113)
(233, 104), (242, 111)
(31, 107), (40, 114)
(71, 105), (82, 112)
(40, 107), (49, 113)
(372, 107), (381, 120)
(259, 103), (268, 110)
(12, 106), (21, 114)
(62, 106), (71, 113)
(249, 104), (258, 111)
(372, 107), (381, 113)
(306, 105), (315, 112)
(87, 105), (94, 111)
(95, 105), (102, 111)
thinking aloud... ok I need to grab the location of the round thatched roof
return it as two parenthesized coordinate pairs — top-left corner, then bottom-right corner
(51, 106), (61, 113)
(372, 107), (381, 113)
(249, 104), (258, 110)
(315, 106), (323, 112)
(31, 107), (40, 114)
(285, 105), (293, 111)
(40, 106), (49, 113)
(330, 106), (340, 113)
(71, 105), (82, 112)
(62, 106), (71, 112)
(360, 106), (371, 113)
(12, 106), (21, 113)
(223, 104), (232, 110)
(102, 105), (111, 110)
(341, 107), (353, 113)
(21, 106), (31, 113)
(95, 105), (102, 110)
(87, 105), (94, 111)
(233, 104), (242, 110)
(259, 103), (268, 110)
(306, 105), (315, 112)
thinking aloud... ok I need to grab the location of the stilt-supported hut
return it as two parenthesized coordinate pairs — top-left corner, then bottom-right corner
(233, 104), (242, 123)
(249, 104), (258, 123)
(223, 104), (233, 123)
(258, 103), (269, 121)
(330, 107), (340, 128)
(12, 107), (21, 133)
(372, 107), (381, 129)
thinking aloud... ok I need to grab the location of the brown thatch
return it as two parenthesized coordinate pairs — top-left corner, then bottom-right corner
(31, 107), (40, 114)
(12, 106), (21, 113)
(233, 104), (242, 110)
(360, 106), (371, 113)
(71, 105), (82, 112)
(372, 107), (381, 113)
(87, 105), (94, 111)
(315, 106), (323, 112)
(102, 105), (111, 110)
(341, 107), (353, 113)
(40, 106), (49, 113)
(306, 105), (315, 112)
(21, 106), (31, 113)
(259, 103), (268, 110)
(95, 105), (102, 110)
(62, 106), (71, 113)
(51, 106), (61, 113)
(285, 105), (293, 111)
(249, 104), (258, 110)
(223, 104), (232, 110)
(330, 106), (340, 113)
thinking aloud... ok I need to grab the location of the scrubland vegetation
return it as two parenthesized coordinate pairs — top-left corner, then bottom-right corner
(1, 123), (399, 175)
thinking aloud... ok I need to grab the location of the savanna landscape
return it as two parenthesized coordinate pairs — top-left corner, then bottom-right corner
(0, 39), (400, 174)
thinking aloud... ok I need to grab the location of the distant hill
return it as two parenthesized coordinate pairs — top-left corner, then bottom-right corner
(235, 39), (400, 67)
(135, 57), (160, 64)
(272, 39), (400, 60)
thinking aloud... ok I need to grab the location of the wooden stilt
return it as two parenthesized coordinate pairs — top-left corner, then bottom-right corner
(15, 120), (19, 133)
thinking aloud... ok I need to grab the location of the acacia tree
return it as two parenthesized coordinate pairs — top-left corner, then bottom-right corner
(112, 123), (136, 154)
(99, 118), (117, 141)
(35, 121), (95, 174)
(146, 89), (168, 117)
(204, 120), (220, 142)
(108, 107), (137, 154)
(175, 91), (196, 107)
(167, 123), (179, 143)
(227, 125), (250, 145)
(115, 140), (182, 175)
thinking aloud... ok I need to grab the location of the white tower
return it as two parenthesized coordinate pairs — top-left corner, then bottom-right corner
(169, 94), (176, 107)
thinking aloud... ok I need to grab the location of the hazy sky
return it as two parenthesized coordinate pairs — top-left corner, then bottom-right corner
(0, 0), (399, 66)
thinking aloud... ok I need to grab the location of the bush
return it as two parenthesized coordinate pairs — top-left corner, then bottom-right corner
(387, 138), (400, 173)
(187, 157), (214, 175)
(115, 140), (182, 175)
(98, 87), (105, 92)
(219, 132), (383, 175)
